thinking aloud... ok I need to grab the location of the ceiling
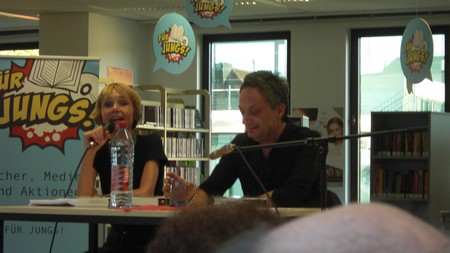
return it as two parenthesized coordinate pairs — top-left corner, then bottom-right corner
(1, 0), (449, 30)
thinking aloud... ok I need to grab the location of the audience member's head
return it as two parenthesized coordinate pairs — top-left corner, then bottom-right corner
(215, 203), (450, 253)
(146, 202), (282, 253)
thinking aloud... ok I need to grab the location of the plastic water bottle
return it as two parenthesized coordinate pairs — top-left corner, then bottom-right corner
(110, 121), (134, 208)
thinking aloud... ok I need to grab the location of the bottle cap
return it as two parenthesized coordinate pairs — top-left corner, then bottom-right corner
(119, 121), (128, 128)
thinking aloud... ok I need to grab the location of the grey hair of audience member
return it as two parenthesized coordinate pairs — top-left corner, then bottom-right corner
(214, 203), (450, 253)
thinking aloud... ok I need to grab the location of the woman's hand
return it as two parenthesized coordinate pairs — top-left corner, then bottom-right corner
(83, 126), (111, 150)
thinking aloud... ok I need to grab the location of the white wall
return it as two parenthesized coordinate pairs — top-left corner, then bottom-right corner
(39, 13), (89, 56)
(39, 13), (148, 84)
(88, 13), (148, 83)
(37, 12), (450, 110)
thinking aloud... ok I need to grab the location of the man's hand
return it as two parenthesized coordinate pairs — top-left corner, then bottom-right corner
(163, 172), (196, 200)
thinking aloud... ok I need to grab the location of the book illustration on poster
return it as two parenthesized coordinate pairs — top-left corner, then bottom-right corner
(28, 59), (84, 92)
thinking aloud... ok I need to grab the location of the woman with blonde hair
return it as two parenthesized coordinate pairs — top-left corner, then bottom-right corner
(77, 82), (167, 252)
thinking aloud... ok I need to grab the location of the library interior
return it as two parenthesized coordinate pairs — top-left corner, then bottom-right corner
(1, 0), (450, 252)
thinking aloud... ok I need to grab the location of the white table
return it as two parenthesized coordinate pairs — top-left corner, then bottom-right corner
(0, 205), (320, 252)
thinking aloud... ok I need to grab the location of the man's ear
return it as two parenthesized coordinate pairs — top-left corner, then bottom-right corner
(277, 103), (286, 119)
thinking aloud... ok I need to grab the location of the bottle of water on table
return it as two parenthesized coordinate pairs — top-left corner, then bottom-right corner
(110, 121), (134, 208)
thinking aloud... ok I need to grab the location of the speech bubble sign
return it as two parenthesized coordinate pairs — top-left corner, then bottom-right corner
(184, 0), (233, 29)
(153, 13), (196, 74)
(400, 18), (433, 87)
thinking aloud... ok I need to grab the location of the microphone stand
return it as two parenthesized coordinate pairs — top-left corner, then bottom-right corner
(233, 125), (428, 210)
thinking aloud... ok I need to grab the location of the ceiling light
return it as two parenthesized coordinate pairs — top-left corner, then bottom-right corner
(0, 11), (39, 21)
(123, 5), (184, 12)
(276, 0), (315, 2)
(234, 1), (256, 5)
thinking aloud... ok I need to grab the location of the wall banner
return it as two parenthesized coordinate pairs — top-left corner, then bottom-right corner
(184, 0), (233, 29)
(400, 18), (434, 93)
(153, 13), (196, 74)
(0, 56), (100, 253)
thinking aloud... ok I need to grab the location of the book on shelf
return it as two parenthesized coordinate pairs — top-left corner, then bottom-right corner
(371, 163), (428, 200)
(141, 105), (202, 129)
(142, 105), (164, 127)
(375, 130), (427, 158)
(165, 132), (204, 158)
(165, 161), (201, 187)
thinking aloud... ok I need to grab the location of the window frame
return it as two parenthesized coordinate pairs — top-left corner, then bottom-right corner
(201, 32), (291, 196)
(349, 25), (450, 201)
(0, 29), (39, 50)
(201, 31), (291, 95)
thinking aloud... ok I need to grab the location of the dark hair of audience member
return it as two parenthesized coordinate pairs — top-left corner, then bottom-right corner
(146, 202), (282, 253)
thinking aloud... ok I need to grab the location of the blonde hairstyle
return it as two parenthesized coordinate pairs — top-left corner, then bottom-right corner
(91, 82), (142, 128)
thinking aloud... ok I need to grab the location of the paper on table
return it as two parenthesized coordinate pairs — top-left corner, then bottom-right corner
(29, 198), (75, 206)
(29, 196), (160, 207)
(29, 197), (109, 207)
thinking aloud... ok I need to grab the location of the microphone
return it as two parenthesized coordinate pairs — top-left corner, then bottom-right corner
(209, 143), (236, 159)
(89, 122), (115, 148)
(50, 122), (115, 252)
(103, 121), (116, 133)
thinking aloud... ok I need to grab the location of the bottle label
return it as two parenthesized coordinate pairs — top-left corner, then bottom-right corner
(122, 167), (130, 191)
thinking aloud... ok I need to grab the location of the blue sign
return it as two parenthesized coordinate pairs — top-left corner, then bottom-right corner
(185, 0), (233, 29)
(153, 13), (196, 74)
(0, 56), (99, 253)
(400, 18), (433, 87)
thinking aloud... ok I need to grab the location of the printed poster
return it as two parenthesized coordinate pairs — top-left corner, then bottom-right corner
(292, 107), (345, 183)
(107, 66), (133, 86)
(0, 56), (99, 253)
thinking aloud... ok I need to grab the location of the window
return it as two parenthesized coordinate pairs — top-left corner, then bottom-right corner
(350, 26), (449, 202)
(0, 29), (39, 55)
(0, 48), (38, 56)
(202, 32), (290, 196)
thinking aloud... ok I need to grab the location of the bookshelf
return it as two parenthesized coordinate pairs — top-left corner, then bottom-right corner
(135, 84), (211, 186)
(370, 112), (450, 228)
